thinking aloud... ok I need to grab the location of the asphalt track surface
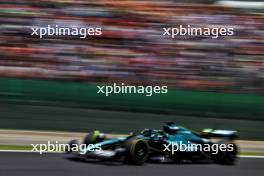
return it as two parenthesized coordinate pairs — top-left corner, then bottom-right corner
(0, 152), (263, 176)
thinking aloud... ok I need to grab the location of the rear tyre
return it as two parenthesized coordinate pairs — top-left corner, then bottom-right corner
(213, 143), (238, 165)
(83, 133), (94, 145)
(65, 139), (79, 153)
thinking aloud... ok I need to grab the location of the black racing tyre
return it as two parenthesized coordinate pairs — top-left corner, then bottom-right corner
(65, 139), (79, 153)
(213, 143), (238, 165)
(125, 139), (149, 165)
(83, 133), (94, 145)
(171, 155), (182, 164)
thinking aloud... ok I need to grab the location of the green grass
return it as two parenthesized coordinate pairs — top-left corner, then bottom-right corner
(0, 145), (32, 151)
(0, 144), (65, 153)
(240, 152), (264, 156)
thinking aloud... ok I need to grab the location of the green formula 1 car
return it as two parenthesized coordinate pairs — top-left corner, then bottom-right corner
(66, 122), (238, 165)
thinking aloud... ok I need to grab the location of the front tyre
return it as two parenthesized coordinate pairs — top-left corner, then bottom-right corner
(125, 139), (149, 165)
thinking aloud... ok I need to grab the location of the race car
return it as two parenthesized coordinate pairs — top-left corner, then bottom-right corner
(66, 122), (238, 165)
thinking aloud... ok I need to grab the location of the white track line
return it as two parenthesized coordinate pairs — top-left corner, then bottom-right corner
(239, 155), (264, 159)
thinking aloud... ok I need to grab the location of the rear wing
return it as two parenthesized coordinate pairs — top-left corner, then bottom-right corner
(202, 129), (238, 139)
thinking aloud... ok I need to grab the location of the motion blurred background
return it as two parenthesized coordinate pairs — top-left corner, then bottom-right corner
(0, 0), (263, 140)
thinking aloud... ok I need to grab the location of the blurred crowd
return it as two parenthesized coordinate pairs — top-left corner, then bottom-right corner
(0, 0), (263, 94)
